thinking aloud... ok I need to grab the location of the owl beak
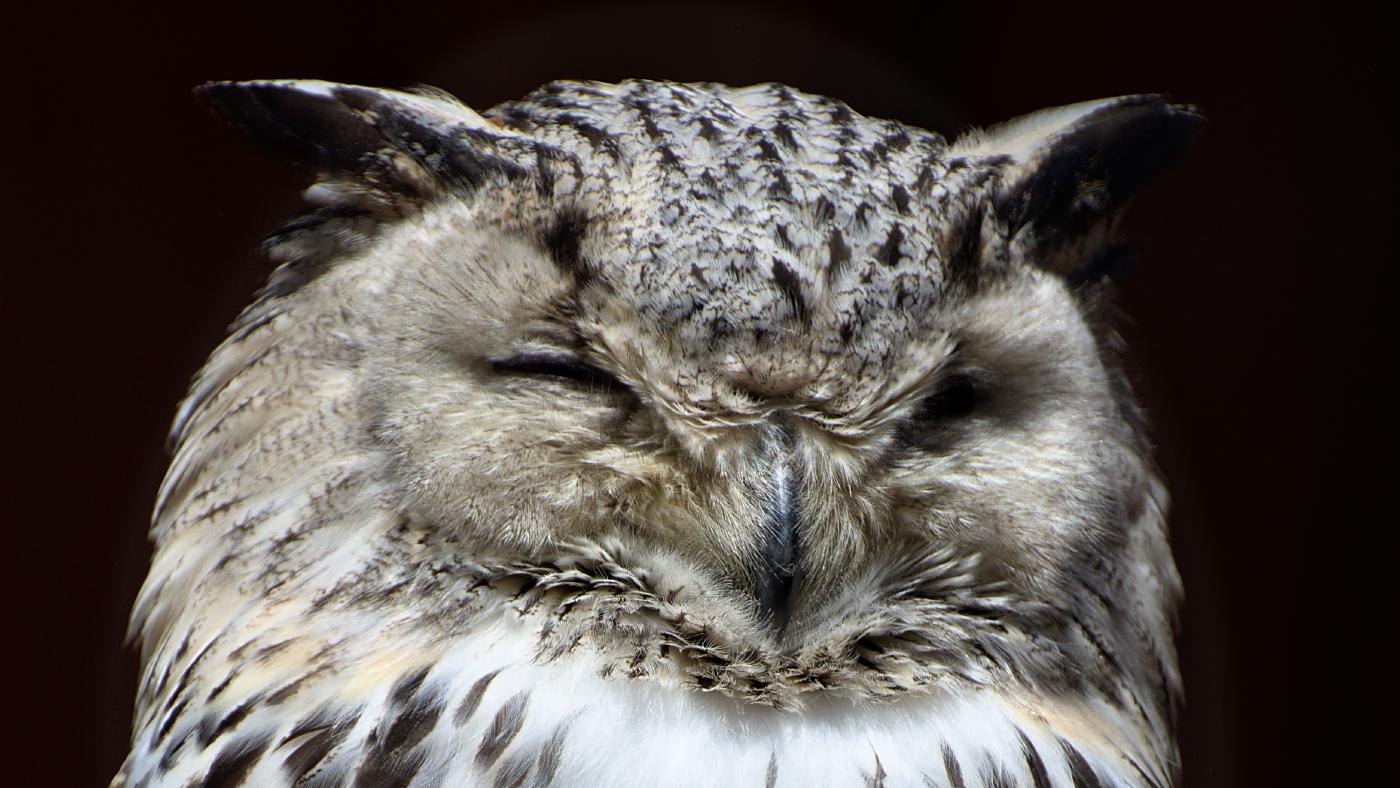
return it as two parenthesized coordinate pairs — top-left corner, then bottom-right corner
(754, 430), (801, 633)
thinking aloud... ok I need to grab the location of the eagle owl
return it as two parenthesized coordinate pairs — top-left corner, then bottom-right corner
(118, 79), (1197, 787)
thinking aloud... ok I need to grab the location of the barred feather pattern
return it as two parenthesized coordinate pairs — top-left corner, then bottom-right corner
(117, 79), (1190, 787)
(120, 527), (1175, 786)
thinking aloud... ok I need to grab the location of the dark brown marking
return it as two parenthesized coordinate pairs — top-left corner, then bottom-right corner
(854, 201), (874, 228)
(282, 709), (338, 747)
(838, 320), (855, 345)
(983, 761), (1015, 788)
(150, 656), (174, 702)
(773, 122), (799, 150)
(533, 147), (557, 196)
(1127, 756), (1165, 788)
(1017, 729), (1052, 788)
(891, 185), (911, 214)
(656, 144), (681, 168)
(527, 721), (571, 788)
(476, 691), (531, 769)
(456, 670), (502, 726)
(380, 691), (445, 757)
(158, 730), (191, 773)
(171, 632), (193, 662)
(756, 138), (782, 161)
(1059, 738), (1105, 788)
(698, 117), (722, 142)
(155, 698), (190, 745)
(341, 676), (441, 787)
(944, 205), (985, 290)
(162, 635), (219, 715)
(282, 718), (353, 783)
(875, 225), (905, 267)
(351, 745), (427, 788)
(1071, 612), (1122, 678)
(542, 208), (588, 278)
(493, 105), (538, 132)
(774, 224), (795, 252)
(263, 672), (317, 707)
(494, 753), (533, 788)
(636, 102), (668, 133)
(253, 638), (296, 661)
(555, 115), (620, 161)
(204, 731), (272, 788)
(913, 166), (936, 197)
(389, 667), (429, 706)
(771, 258), (809, 324)
(767, 170), (792, 200)
(199, 697), (260, 747)
(827, 228), (851, 277)
(940, 745), (967, 788)
(765, 752), (778, 788)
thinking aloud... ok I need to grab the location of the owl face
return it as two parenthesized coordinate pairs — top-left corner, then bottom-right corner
(121, 80), (1195, 787)
(222, 81), (1191, 647)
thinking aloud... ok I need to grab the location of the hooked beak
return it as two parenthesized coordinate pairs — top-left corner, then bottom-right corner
(754, 428), (800, 632)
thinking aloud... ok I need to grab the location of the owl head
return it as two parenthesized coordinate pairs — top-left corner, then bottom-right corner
(131, 79), (1195, 785)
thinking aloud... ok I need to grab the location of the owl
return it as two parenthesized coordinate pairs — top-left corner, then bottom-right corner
(116, 79), (1197, 787)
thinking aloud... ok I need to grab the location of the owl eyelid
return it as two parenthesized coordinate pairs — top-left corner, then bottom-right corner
(490, 353), (630, 392)
(913, 371), (983, 423)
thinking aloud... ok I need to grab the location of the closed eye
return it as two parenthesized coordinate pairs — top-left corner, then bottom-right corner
(913, 373), (979, 423)
(490, 353), (630, 392)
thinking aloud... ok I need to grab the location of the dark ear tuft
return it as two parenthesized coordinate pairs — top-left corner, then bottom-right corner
(197, 81), (388, 179)
(195, 80), (557, 206)
(959, 95), (1201, 277)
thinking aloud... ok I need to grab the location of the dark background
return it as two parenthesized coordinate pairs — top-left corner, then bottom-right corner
(5, 1), (1389, 784)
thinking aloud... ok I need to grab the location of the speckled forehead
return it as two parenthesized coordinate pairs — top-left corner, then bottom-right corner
(490, 80), (998, 340)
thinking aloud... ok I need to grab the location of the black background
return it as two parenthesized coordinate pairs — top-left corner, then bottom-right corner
(5, 2), (1389, 784)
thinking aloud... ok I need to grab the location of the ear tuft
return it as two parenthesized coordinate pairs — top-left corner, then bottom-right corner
(198, 81), (387, 181)
(957, 95), (1201, 277)
(195, 80), (556, 208)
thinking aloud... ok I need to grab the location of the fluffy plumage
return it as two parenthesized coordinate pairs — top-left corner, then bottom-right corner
(117, 79), (1197, 787)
